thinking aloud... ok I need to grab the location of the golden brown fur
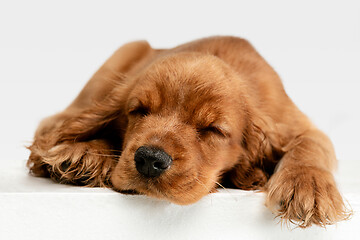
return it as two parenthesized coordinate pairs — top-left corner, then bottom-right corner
(27, 36), (351, 227)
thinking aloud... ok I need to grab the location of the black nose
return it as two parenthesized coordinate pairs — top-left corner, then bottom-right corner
(134, 146), (172, 177)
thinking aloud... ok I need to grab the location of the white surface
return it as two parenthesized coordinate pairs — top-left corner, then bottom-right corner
(1, 165), (360, 240)
(1, 0), (360, 239)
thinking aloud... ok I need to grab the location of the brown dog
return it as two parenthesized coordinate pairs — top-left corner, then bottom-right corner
(28, 36), (350, 227)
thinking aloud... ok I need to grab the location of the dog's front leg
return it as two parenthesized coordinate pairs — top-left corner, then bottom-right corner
(265, 128), (350, 227)
(28, 137), (117, 187)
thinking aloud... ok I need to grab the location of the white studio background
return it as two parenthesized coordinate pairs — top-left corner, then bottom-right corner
(0, 0), (359, 166)
(0, 0), (359, 238)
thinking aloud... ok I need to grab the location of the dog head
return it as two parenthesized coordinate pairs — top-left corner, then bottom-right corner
(107, 52), (258, 204)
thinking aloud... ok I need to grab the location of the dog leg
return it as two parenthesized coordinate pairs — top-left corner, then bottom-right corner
(265, 128), (351, 227)
(28, 138), (116, 187)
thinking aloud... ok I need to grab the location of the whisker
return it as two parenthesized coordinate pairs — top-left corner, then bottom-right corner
(195, 173), (239, 201)
(194, 176), (212, 194)
(215, 181), (227, 190)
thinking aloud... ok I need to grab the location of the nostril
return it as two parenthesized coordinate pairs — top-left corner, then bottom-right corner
(134, 146), (172, 177)
(153, 160), (168, 170)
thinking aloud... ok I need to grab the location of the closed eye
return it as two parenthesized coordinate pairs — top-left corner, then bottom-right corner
(198, 125), (229, 138)
(128, 106), (149, 117)
(127, 98), (149, 117)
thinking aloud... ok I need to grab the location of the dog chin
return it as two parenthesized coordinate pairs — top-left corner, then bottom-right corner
(112, 179), (206, 205)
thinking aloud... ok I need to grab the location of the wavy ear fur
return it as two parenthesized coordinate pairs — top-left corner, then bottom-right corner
(56, 89), (128, 144)
(222, 119), (268, 189)
(27, 40), (152, 185)
(223, 110), (281, 190)
(27, 86), (129, 186)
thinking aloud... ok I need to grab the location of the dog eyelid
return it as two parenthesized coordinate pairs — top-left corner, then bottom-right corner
(127, 98), (149, 116)
(128, 106), (149, 116)
(198, 124), (230, 138)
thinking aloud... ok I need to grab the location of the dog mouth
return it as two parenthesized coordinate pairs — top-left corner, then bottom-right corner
(111, 168), (214, 205)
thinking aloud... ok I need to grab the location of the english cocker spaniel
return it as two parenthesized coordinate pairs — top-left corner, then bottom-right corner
(28, 36), (350, 227)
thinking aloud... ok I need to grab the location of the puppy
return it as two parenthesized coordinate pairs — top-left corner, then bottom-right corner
(28, 36), (350, 227)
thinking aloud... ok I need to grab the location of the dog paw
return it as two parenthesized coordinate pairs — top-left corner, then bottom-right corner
(265, 165), (351, 228)
(30, 140), (115, 187)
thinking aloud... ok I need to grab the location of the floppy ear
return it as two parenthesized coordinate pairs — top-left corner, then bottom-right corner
(55, 87), (128, 145)
(223, 107), (280, 190)
(27, 87), (129, 183)
(28, 41), (153, 180)
(223, 117), (269, 189)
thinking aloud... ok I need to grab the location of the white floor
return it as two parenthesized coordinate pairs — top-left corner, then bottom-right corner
(0, 161), (359, 240)
(1, 1), (359, 239)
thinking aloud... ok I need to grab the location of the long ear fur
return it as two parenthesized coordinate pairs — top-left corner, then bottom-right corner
(27, 86), (128, 184)
(27, 41), (153, 183)
(223, 108), (281, 190)
(223, 118), (269, 189)
(55, 87), (128, 144)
